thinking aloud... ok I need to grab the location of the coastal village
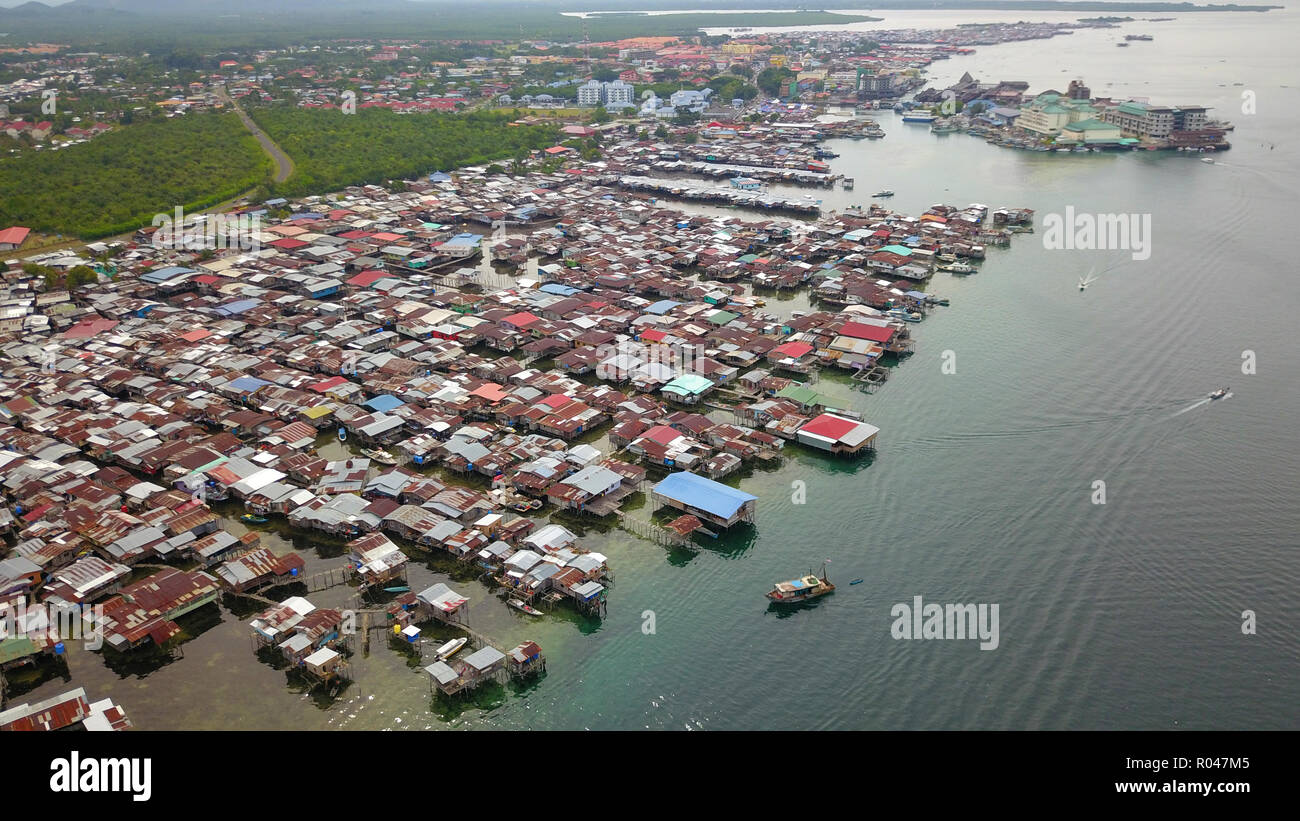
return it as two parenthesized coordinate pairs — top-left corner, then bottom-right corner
(0, 12), (1233, 728)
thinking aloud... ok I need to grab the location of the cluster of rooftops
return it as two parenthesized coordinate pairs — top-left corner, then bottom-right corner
(0, 161), (1032, 682)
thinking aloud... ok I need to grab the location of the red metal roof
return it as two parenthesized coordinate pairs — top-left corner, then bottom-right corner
(799, 413), (862, 441)
(839, 322), (895, 344)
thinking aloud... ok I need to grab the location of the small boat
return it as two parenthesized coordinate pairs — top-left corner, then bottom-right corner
(337, 427), (347, 441)
(240, 513), (268, 524)
(1208, 387), (1229, 400)
(383, 586), (410, 593)
(872, 190), (894, 197)
(1200, 157), (1215, 164)
(767, 568), (835, 604)
(509, 599), (543, 616)
(361, 448), (398, 465)
(849, 578), (864, 585)
(434, 637), (468, 660)
(944, 262), (974, 274)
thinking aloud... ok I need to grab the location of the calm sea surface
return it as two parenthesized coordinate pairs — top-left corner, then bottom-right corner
(24, 9), (1299, 730)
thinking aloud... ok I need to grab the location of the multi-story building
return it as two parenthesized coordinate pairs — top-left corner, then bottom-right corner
(578, 79), (635, 108)
(1017, 95), (1073, 136)
(1101, 101), (1177, 139)
(605, 80), (634, 107)
(577, 80), (603, 107)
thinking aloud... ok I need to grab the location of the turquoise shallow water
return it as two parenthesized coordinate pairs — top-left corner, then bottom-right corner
(24, 10), (1300, 730)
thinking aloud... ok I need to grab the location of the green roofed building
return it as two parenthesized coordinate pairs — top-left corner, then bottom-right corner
(661, 374), (715, 405)
(708, 310), (739, 326)
(1057, 117), (1123, 144)
(776, 383), (837, 412)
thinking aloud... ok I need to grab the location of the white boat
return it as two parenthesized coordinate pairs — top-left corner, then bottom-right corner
(434, 637), (468, 660)
(945, 263), (974, 274)
(1200, 157), (1215, 164)
(509, 599), (543, 616)
(361, 448), (398, 465)
(1208, 387), (1229, 400)
(872, 190), (894, 197)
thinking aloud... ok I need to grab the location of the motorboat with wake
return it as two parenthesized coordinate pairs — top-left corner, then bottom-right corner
(1208, 387), (1230, 400)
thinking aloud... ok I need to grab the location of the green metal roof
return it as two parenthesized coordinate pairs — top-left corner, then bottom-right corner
(776, 384), (834, 407)
(662, 374), (714, 395)
(0, 636), (40, 666)
(708, 310), (739, 325)
(1063, 118), (1115, 131)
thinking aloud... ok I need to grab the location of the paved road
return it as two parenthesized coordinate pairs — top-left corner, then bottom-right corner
(217, 85), (294, 183)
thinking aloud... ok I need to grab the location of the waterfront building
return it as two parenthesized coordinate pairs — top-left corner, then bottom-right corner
(795, 413), (880, 455)
(651, 471), (757, 529)
(1055, 118), (1124, 145)
(0, 687), (131, 731)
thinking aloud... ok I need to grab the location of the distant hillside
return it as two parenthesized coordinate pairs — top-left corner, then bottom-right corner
(0, 1), (1279, 49)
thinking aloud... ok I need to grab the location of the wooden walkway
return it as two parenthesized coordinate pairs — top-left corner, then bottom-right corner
(302, 564), (352, 592)
(615, 512), (690, 547)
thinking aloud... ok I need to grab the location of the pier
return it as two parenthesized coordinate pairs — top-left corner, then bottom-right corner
(605, 175), (821, 215)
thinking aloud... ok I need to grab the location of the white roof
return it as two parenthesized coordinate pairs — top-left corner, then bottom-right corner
(303, 647), (340, 667)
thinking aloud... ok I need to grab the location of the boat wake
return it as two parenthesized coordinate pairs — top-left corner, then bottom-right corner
(1168, 392), (1231, 418)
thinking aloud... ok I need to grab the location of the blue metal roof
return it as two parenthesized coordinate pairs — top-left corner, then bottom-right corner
(215, 298), (261, 316)
(539, 283), (579, 296)
(140, 266), (195, 284)
(646, 299), (680, 315)
(227, 376), (271, 392)
(364, 394), (405, 412)
(652, 472), (756, 519)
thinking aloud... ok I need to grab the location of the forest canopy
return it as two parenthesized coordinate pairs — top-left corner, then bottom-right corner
(248, 108), (560, 198)
(0, 113), (270, 239)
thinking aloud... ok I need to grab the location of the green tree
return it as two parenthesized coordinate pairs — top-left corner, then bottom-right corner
(757, 67), (794, 97)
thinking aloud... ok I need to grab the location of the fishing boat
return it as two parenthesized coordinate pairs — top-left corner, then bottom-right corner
(1208, 387), (1230, 400)
(361, 448), (398, 465)
(240, 513), (268, 524)
(767, 567), (835, 604)
(434, 637), (468, 660)
(509, 599), (543, 616)
(872, 189), (894, 197)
